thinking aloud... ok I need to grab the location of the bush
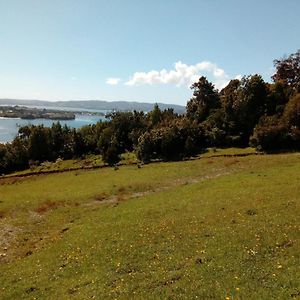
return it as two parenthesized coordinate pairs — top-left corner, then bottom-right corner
(136, 120), (205, 162)
(102, 143), (120, 166)
(250, 116), (289, 151)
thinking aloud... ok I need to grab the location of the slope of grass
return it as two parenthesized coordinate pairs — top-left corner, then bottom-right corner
(7, 152), (137, 177)
(200, 147), (258, 157)
(6, 148), (257, 178)
(0, 153), (299, 299)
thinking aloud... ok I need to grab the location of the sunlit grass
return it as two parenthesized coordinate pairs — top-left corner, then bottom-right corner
(200, 147), (258, 157)
(8, 148), (258, 177)
(0, 152), (299, 299)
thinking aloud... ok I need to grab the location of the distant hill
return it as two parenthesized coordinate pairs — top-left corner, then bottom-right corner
(0, 99), (185, 114)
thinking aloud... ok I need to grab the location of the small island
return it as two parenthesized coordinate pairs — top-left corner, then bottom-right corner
(0, 105), (75, 120)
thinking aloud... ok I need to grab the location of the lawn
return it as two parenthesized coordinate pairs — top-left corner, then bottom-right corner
(0, 152), (299, 299)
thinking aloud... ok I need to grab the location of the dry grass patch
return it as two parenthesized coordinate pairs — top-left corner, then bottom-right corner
(34, 200), (62, 214)
(224, 158), (240, 167)
(93, 192), (108, 202)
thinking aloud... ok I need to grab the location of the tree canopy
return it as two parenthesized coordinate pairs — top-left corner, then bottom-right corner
(1, 50), (300, 174)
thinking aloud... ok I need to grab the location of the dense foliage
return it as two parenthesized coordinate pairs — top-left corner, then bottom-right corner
(0, 50), (299, 174)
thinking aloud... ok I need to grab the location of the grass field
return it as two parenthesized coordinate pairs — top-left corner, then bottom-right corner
(0, 151), (299, 299)
(6, 148), (257, 177)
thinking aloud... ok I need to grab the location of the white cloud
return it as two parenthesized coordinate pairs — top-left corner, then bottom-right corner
(106, 77), (121, 85)
(124, 61), (239, 90)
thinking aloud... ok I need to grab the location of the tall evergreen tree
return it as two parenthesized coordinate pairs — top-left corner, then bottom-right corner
(186, 76), (220, 122)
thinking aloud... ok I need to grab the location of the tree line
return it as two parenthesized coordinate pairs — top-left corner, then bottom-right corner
(0, 50), (299, 174)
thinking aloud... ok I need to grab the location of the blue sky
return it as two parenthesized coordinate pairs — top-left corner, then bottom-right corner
(0, 0), (299, 105)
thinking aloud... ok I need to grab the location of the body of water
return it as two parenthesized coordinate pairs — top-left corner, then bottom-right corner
(0, 114), (105, 143)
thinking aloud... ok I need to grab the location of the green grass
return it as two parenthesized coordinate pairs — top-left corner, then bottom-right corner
(8, 148), (257, 177)
(0, 152), (299, 299)
(8, 152), (138, 177)
(8, 155), (104, 176)
(200, 147), (258, 157)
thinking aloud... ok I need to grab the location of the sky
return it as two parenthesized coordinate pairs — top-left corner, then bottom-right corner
(0, 0), (299, 106)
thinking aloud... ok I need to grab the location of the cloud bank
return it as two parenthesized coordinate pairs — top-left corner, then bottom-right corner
(106, 61), (240, 90)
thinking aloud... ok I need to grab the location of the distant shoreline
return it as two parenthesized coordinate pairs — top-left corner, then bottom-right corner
(0, 99), (186, 114)
(0, 105), (76, 121)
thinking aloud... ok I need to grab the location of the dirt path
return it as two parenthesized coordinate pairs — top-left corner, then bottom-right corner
(85, 168), (234, 207)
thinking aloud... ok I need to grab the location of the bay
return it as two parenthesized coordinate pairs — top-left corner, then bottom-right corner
(0, 113), (105, 143)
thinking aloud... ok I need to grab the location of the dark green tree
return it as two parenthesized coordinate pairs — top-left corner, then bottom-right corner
(220, 79), (240, 125)
(72, 129), (86, 157)
(234, 75), (268, 143)
(282, 93), (300, 128)
(149, 103), (162, 127)
(101, 137), (121, 166)
(28, 125), (52, 162)
(272, 50), (300, 92)
(265, 81), (290, 115)
(51, 122), (64, 158)
(186, 76), (220, 122)
(136, 132), (153, 163)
